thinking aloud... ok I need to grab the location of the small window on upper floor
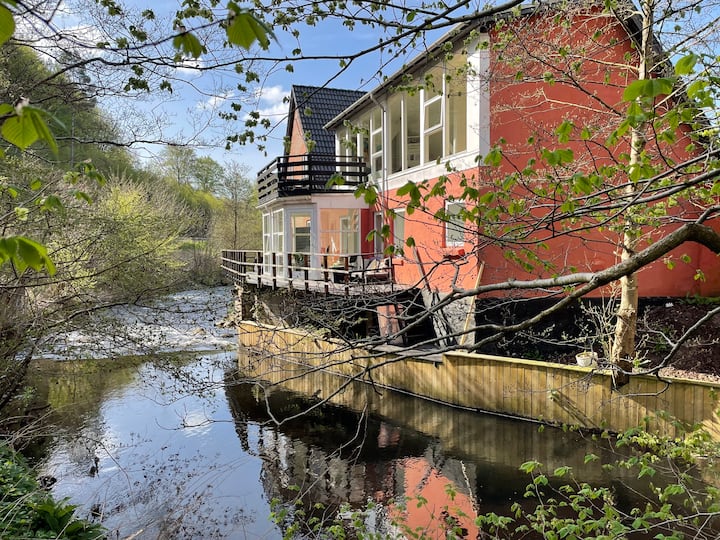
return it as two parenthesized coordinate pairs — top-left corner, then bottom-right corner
(393, 208), (406, 253)
(444, 200), (466, 247)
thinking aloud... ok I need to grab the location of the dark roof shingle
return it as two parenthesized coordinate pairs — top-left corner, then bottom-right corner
(289, 85), (365, 155)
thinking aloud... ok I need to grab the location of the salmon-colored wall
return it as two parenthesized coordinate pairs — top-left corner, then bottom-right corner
(372, 8), (720, 298)
(388, 457), (479, 539)
(289, 109), (308, 156)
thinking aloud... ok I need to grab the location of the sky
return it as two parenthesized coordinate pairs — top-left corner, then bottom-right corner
(108, 0), (425, 174)
(22, 0), (720, 178)
(19, 0), (483, 175)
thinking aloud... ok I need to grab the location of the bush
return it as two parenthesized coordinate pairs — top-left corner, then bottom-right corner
(0, 443), (105, 539)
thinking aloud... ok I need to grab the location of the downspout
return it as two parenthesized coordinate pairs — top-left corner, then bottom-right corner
(369, 93), (389, 256)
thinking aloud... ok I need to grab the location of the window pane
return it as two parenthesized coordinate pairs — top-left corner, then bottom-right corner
(292, 214), (311, 253)
(406, 93), (420, 168)
(445, 202), (465, 246)
(393, 210), (405, 251)
(425, 99), (442, 129)
(426, 130), (443, 162)
(389, 93), (402, 173)
(374, 154), (383, 173)
(371, 107), (382, 130)
(447, 78), (467, 154)
(374, 212), (384, 256)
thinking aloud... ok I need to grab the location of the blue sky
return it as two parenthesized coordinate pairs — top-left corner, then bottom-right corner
(107, 1), (418, 173)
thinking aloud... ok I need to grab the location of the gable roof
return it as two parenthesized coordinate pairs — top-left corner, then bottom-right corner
(288, 85), (365, 155)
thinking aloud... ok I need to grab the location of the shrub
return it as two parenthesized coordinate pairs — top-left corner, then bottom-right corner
(0, 443), (105, 539)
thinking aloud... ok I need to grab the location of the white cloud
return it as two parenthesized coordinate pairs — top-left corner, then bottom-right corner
(197, 91), (235, 111)
(254, 85), (290, 122)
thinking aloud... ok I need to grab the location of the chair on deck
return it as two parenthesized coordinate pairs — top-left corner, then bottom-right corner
(359, 257), (391, 283)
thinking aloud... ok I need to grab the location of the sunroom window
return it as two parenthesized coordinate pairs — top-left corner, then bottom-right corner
(370, 108), (382, 181)
(335, 38), (486, 178)
(389, 93), (403, 174)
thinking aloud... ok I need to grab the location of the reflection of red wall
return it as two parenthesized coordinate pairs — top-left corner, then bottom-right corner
(368, 9), (720, 298)
(388, 458), (478, 539)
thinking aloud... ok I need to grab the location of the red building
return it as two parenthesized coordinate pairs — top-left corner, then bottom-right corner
(223, 1), (720, 348)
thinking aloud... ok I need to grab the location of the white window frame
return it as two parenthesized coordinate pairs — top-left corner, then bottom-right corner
(444, 200), (466, 247)
(393, 208), (406, 253)
(374, 211), (384, 256)
(270, 209), (284, 274)
(370, 109), (383, 182)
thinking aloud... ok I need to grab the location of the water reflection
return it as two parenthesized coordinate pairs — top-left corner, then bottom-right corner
(223, 358), (639, 539)
(26, 351), (671, 539)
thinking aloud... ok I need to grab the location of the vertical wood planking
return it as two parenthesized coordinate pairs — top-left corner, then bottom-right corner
(236, 323), (720, 439)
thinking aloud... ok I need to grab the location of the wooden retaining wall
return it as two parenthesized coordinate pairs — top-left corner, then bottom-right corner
(237, 321), (720, 439)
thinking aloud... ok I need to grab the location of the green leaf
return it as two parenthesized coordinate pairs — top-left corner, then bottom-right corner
(25, 106), (58, 155)
(0, 236), (56, 275)
(674, 53), (697, 76)
(173, 33), (205, 58)
(555, 120), (573, 143)
(623, 78), (675, 101)
(519, 460), (542, 474)
(484, 146), (503, 167)
(0, 5), (15, 47)
(40, 195), (64, 212)
(225, 9), (273, 50)
(2, 113), (39, 150)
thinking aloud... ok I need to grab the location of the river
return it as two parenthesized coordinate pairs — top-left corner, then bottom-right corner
(22, 287), (689, 539)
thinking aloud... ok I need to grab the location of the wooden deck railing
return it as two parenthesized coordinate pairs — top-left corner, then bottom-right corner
(256, 154), (369, 204)
(221, 249), (394, 295)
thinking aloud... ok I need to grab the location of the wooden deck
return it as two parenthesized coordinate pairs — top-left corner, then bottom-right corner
(238, 271), (403, 296)
(221, 249), (408, 296)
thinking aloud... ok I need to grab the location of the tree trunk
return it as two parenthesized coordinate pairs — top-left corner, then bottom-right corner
(610, 0), (653, 386)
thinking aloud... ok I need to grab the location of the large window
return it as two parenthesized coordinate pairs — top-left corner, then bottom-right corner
(334, 38), (488, 182)
(339, 48), (479, 178)
(319, 208), (359, 258)
(444, 201), (465, 247)
(262, 210), (284, 274)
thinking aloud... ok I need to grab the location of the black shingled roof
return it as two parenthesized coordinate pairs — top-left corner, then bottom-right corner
(288, 85), (365, 155)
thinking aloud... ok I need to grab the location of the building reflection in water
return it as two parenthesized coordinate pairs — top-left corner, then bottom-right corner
(224, 354), (631, 539)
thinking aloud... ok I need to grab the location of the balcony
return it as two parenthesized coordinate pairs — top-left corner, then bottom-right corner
(257, 154), (369, 204)
(221, 249), (401, 296)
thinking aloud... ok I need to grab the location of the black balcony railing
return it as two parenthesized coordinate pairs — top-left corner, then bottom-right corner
(257, 154), (369, 203)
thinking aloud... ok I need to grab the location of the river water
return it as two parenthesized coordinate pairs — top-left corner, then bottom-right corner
(24, 287), (673, 539)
